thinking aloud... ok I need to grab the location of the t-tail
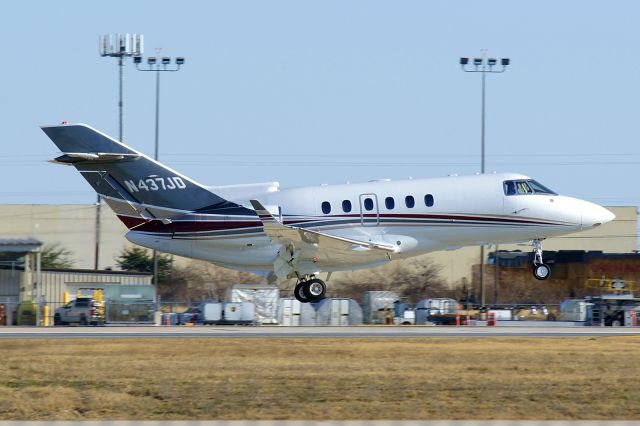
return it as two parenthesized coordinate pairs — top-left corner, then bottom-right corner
(41, 123), (252, 229)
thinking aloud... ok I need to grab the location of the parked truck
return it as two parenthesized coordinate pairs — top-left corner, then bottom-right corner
(53, 297), (105, 326)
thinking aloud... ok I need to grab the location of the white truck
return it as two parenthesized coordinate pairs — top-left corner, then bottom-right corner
(53, 297), (104, 326)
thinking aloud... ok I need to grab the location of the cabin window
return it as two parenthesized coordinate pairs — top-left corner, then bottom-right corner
(321, 201), (331, 214)
(342, 200), (352, 213)
(385, 197), (395, 210)
(424, 194), (434, 207)
(405, 195), (415, 208)
(364, 197), (374, 211)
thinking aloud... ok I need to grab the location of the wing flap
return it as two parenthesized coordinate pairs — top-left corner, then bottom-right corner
(250, 200), (396, 253)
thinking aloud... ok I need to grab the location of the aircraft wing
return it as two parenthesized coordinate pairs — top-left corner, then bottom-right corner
(250, 200), (396, 275)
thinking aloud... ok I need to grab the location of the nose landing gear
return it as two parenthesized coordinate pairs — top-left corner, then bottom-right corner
(293, 276), (327, 303)
(532, 239), (551, 280)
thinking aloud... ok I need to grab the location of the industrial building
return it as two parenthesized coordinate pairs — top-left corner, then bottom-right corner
(0, 237), (153, 326)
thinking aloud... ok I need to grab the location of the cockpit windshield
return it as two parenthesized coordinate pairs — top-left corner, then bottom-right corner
(503, 179), (557, 196)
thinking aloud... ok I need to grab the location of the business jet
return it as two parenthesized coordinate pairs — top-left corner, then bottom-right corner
(42, 123), (615, 303)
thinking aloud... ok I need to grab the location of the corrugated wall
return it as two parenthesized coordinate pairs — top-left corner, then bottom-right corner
(0, 269), (20, 297)
(41, 270), (152, 305)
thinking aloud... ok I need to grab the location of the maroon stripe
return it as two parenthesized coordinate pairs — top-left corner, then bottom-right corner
(119, 212), (565, 234)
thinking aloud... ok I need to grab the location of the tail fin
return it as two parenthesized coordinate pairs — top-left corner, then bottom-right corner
(41, 123), (249, 225)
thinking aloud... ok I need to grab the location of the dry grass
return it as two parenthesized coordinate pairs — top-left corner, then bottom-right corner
(1, 337), (640, 420)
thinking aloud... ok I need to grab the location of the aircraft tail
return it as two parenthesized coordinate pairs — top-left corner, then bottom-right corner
(41, 123), (250, 227)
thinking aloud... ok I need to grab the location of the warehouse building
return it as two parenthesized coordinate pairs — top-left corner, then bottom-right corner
(0, 237), (153, 326)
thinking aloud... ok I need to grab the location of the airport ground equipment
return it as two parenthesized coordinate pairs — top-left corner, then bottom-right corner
(314, 298), (362, 326)
(559, 299), (594, 322)
(199, 302), (255, 325)
(277, 298), (316, 326)
(560, 294), (640, 326)
(487, 309), (512, 321)
(177, 305), (203, 325)
(362, 291), (400, 324)
(394, 309), (415, 325)
(16, 301), (36, 326)
(415, 298), (459, 325)
(227, 284), (279, 324)
(586, 294), (640, 326)
(202, 303), (222, 324)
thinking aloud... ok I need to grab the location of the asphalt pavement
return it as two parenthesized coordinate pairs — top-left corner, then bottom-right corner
(1, 325), (640, 339)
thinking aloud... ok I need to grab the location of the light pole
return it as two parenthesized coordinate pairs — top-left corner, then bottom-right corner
(134, 50), (185, 286)
(98, 33), (144, 270)
(460, 54), (510, 308)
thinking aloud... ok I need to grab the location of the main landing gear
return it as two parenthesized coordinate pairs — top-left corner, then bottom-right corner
(532, 239), (551, 281)
(294, 277), (327, 303)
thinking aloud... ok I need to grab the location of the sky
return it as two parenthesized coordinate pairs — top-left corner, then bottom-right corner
(1, 0), (639, 219)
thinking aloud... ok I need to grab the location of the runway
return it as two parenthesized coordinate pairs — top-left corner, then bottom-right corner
(1, 325), (640, 339)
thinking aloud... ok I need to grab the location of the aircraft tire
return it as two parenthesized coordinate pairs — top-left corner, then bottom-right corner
(533, 263), (551, 281)
(303, 278), (326, 302)
(294, 282), (311, 303)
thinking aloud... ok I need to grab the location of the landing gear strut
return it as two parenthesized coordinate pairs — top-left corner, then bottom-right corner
(532, 239), (551, 281)
(293, 277), (326, 303)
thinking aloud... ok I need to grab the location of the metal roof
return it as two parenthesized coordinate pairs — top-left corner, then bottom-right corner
(0, 238), (42, 261)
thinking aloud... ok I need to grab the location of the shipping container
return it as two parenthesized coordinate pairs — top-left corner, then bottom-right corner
(203, 303), (223, 324)
(223, 302), (255, 324)
(314, 298), (362, 326)
(227, 284), (279, 324)
(277, 298), (316, 326)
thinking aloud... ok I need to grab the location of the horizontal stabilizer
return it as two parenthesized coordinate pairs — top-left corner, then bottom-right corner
(51, 152), (141, 165)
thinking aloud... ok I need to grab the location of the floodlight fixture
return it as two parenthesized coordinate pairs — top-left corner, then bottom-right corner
(133, 56), (142, 64)
(148, 57), (156, 65)
(176, 57), (185, 65)
(162, 57), (171, 65)
(458, 50), (511, 308)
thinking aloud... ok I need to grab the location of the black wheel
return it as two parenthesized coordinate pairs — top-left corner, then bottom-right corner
(53, 314), (62, 326)
(533, 263), (551, 281)
(79, 315), (88, 326)
(303, 278), (326, 302)
(294, 282), (310, 303)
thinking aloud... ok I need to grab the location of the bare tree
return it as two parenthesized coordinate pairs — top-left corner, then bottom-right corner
(332, 257), (448, 303)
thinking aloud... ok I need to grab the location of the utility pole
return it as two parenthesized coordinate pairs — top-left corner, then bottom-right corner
(459, 53), (510, 308)
(97, 33), (144, 270)
(134, 49), (185, 286)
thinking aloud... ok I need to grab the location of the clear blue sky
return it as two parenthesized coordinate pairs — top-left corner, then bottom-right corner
(2, 0), (639, 214)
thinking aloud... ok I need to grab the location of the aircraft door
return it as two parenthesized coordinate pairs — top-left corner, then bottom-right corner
(359, 193), (380, 227)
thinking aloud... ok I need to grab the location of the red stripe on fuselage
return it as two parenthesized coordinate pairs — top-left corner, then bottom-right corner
(118, 212), (566, 235)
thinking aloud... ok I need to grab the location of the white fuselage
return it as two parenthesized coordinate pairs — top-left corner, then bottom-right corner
(125, 172), (614, 275)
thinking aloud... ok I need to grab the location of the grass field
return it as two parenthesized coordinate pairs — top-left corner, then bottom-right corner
(1, 337), (640, 420)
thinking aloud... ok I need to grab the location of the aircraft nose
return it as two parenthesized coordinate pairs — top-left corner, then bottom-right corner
(581, 203), (615, 228)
